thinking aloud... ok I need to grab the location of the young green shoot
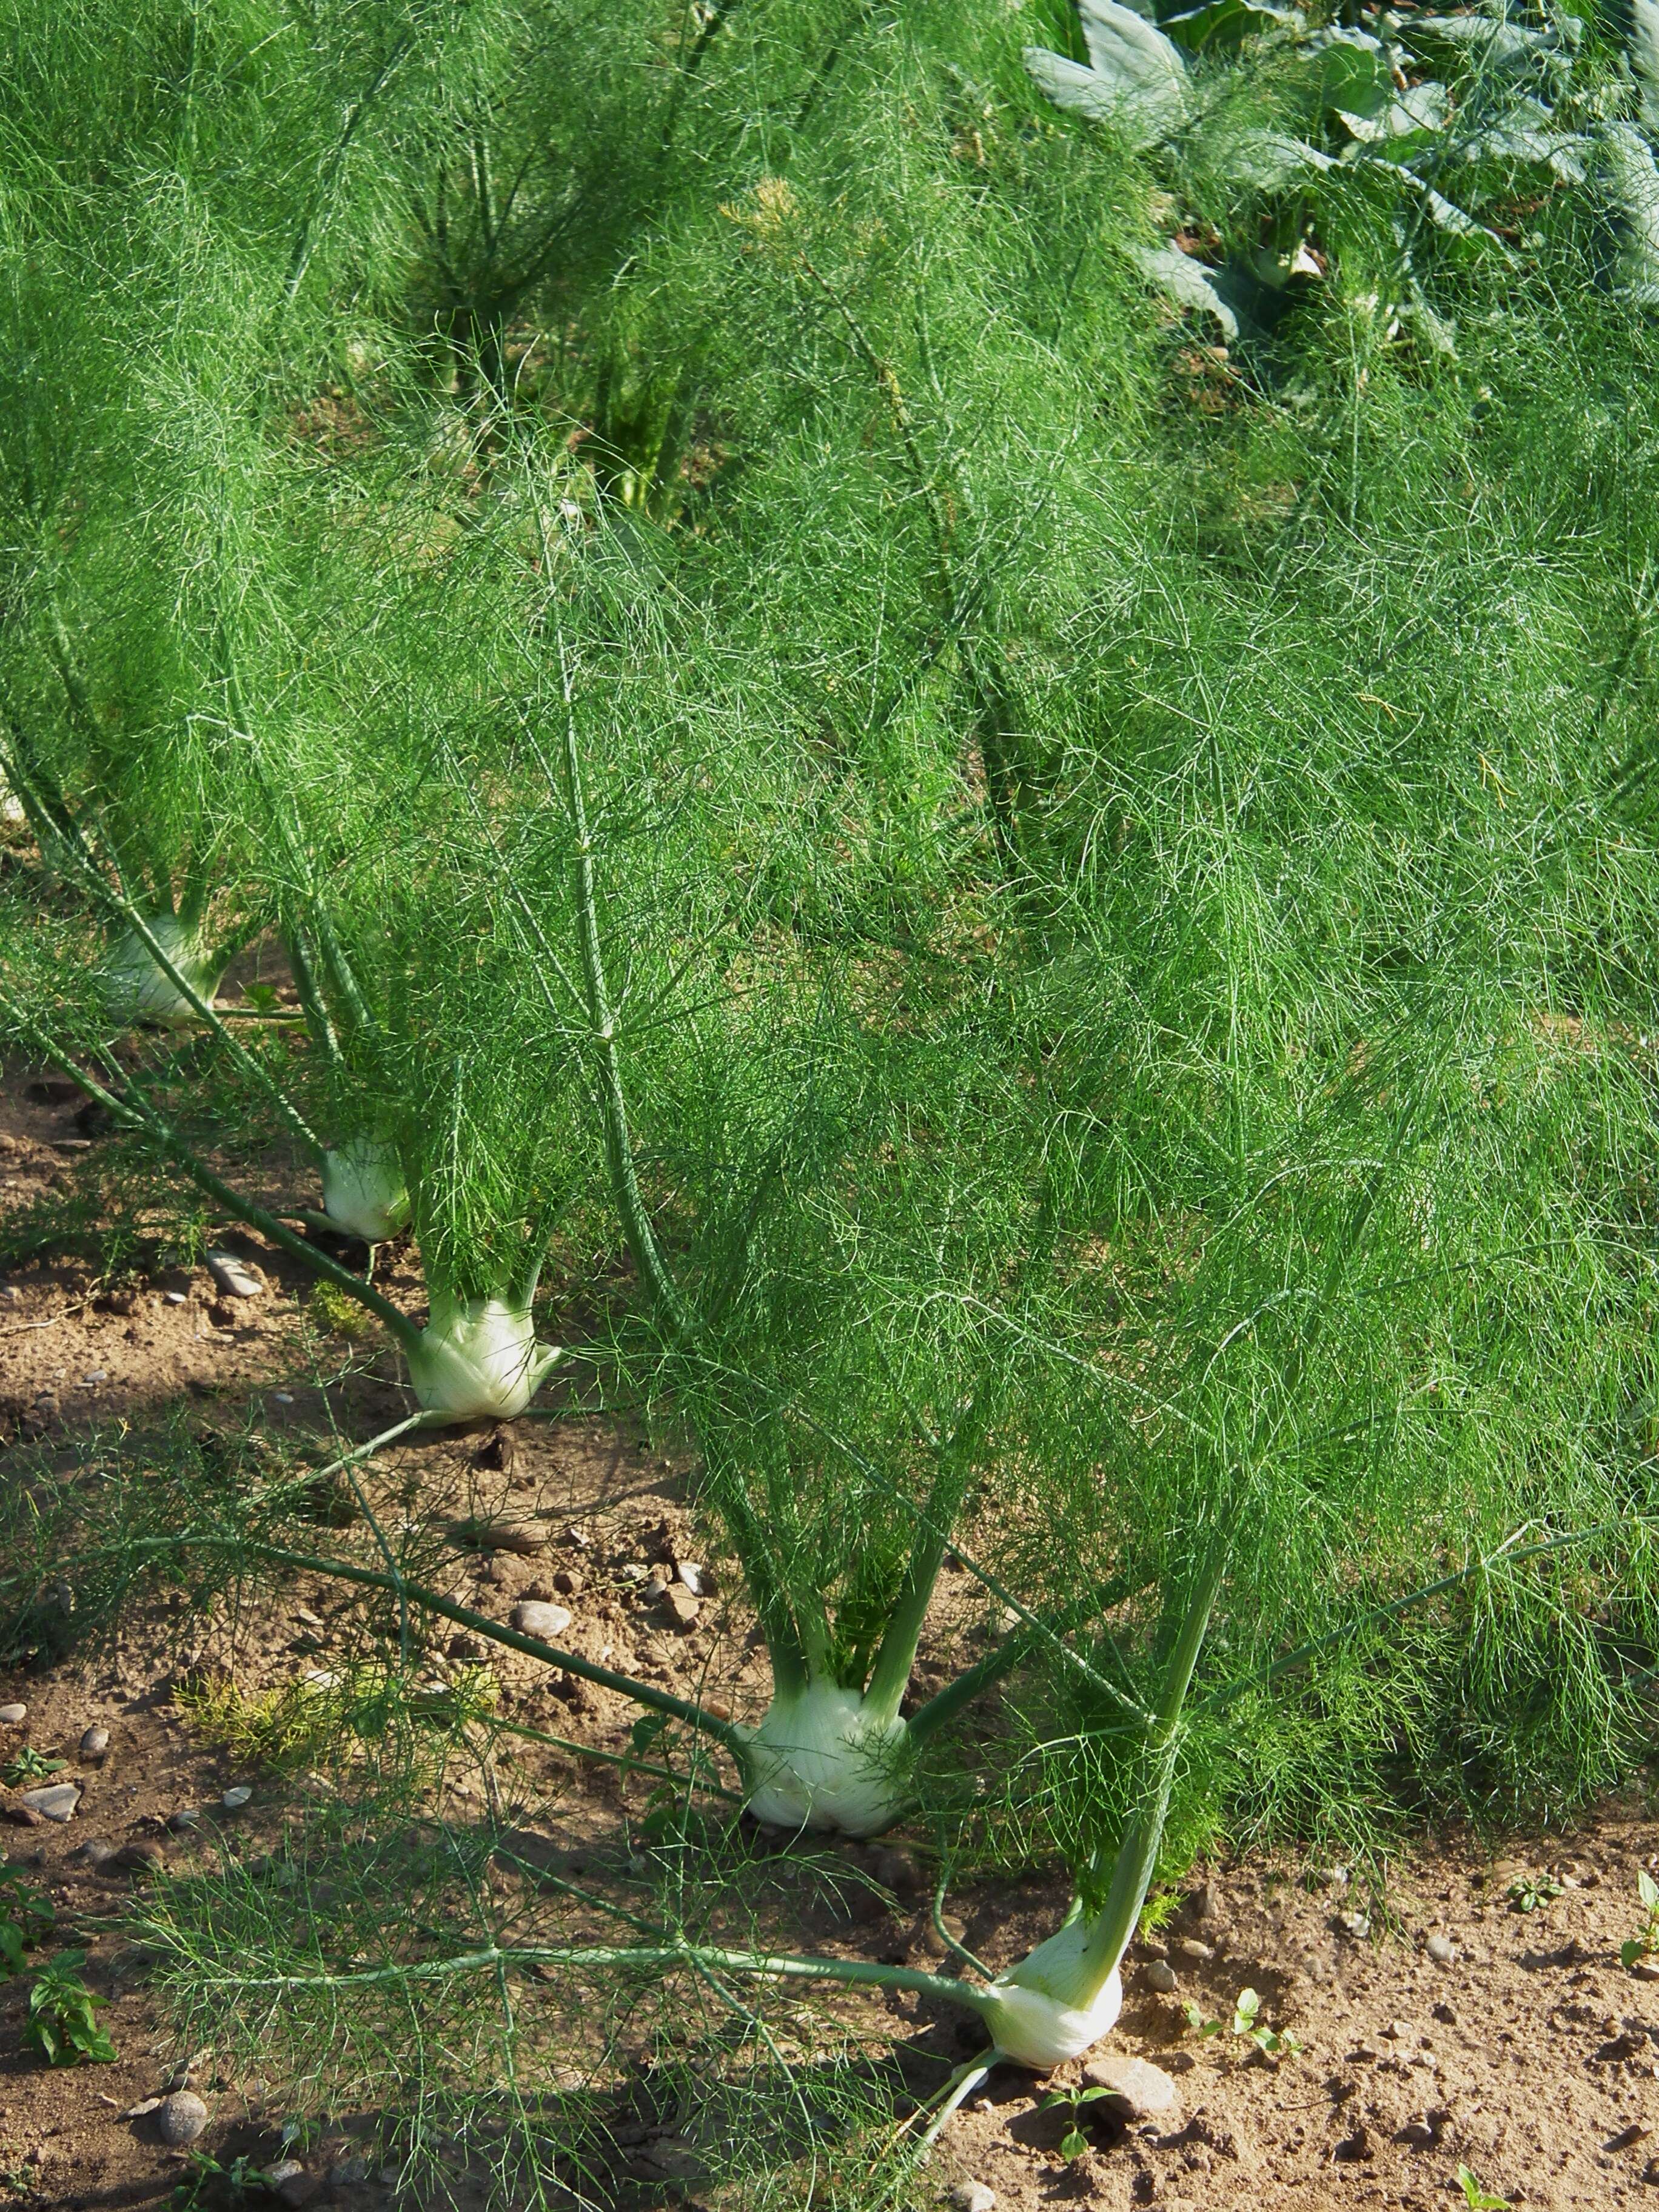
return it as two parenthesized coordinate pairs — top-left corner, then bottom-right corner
(1620, 1871), (1659, 1971)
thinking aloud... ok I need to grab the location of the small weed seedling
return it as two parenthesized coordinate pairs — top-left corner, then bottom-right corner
(0, 1868), (55, 1975)
(1455, 2165), (1511, 2211)
(22, 1951), (116, 2066)
(1038, 2083), (1119, 2160)
(1182, 1987), (1303, 2059)
(1, 1748), (65, 1787)
(171, 2149), (277, 2207)
(1620, 1871), (1659, 1971)
(1506, 1872), (1563, 1915)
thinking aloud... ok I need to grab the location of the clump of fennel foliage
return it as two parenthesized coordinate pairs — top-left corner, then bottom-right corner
(2, 0), (1659, 2197)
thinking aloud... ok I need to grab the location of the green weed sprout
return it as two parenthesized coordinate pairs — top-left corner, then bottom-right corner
(1621, 1872), (1659, 1970)
(22, 1952), (116, 2068)
(1456, 2167), (1512, 2212)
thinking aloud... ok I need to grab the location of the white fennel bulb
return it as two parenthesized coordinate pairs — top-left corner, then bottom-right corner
(978, 1918), (1124, 2067)
(742, 1681), (911, 1837)
(320, 1139), (409, 1242)
(101, 915), (223, 1027)
(405, 1292), (562, 1421)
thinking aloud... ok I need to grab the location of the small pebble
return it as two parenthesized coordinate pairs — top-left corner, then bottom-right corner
(221, 1785), (252, 1811)
(1173, 1936), (1213, 1965)
(265, 2160), (320, 2208)
(156, 2092), (208, 2146)
(21, 1783), (79, 1822)
(552, 1569), (583, 1595)
(1191, 1883), (1220, 1922)
(1339, 1910), (1372, 1940)
(168, 1808), (202, 1833)
(273, 1392), (295, 1405)
(675, 1560), (711, 1595)
(950, 2187), (995, 2212)
(1144, 1957), (1179, 1993)
(121, 2098), (162, 2120)
(1426, 1932), (1456, 1965)
(330, 2156), (372, 2187)
(660, 1585), (701, 1631)
(205, 1250), (263, 1299)
(0, 1703), (25, 1726)
(80, 1726), (110, 1761)
(164, 1290), (187, 1305)
(75, 1837), (118, 1868)
(80, 1370), (107, 1385)
(1632, 1959), (1659, 1983)
(511, 1600), (574, 1639)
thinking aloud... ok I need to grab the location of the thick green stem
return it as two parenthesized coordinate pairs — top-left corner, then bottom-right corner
(863, 1389), (995, 1724)
(179, 1937), (995, 2014)
(553, 645), (691, 1333)
(905, 1570), (1149, 1746)
(1073, 1545), (1227, 1986)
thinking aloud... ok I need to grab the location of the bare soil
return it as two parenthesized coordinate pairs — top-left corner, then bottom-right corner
(1, 1062), (1658, 2212)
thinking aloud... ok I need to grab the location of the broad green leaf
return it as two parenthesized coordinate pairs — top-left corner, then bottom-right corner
(1131, 243), (1241, 338)
(1024, 0), (1190, 149)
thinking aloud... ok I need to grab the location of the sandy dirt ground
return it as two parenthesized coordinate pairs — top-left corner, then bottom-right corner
(1, 1059), (1658, 2212)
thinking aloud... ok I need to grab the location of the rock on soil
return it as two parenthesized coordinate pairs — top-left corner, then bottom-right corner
(1081, 2055), (1182, 2122)
(0, 1703), (25, 1724)
(950, 2186), (995, 2212)
(512, 1600), (573, 1638)
(265, 2159), (320, 2207)
(156, 2093), (207, 2146)
(1144, 1957), (1178, 1992)
(21, 1782), (79, 1820)
(79, 1725), (109, 1760)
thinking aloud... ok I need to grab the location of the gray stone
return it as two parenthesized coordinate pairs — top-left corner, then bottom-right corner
(264, 2160), (320, 2207)
(21, 1783), (79, 1822)
(1426, 1932), (1456, 1965)
(168, 1808), (201, 1832)
(1081, 2054), (1182, 2122)
(1144, 1957), (1179, 1993)
(511, 1600), (573, 1639)
(476, 1518), (548, 1556)
(0, 1704), (25, 1726)
(75, 1837), (118, 1868)
(221, 1785), (252, 1810)
(1191, 1883), (1220, 1922)
(156, 2092), (208, 2146)
(660, 1585), (701, 1631)
(1172, 1936), (1213, 1965)
(675, 1560), (711, 1595)
(205, 1250), (263, 1299)
(80, 1726), (110, 1762)
(950, 2187), (995, 2212)
(329, 2157), (372, 2187)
